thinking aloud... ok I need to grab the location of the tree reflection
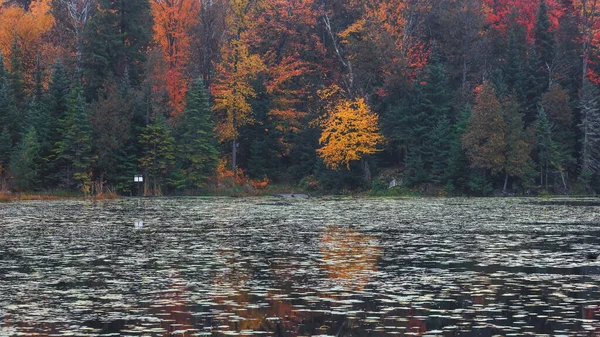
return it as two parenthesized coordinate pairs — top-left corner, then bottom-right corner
(319, 226), (382, 291)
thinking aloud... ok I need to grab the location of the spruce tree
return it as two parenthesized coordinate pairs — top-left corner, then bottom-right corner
(139, 116), (175, 195)
(10, 127), (41, 191)
(54, 85), (94, 192)
(534, 0), (555, 75)
(535, 108), (555, 190)
(176, 78), (219, 188)
(0, 127), (12, 166)
(82, 0), (152, 99)
(502, 96), (532, 193)
(0, 51), (18, 148)
(9, 39), (26, 111)
(406, 49), (453, 184)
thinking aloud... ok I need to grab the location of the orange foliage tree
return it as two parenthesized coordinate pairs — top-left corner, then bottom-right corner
(0, 0), (54, 85)
(211, 0), (266, 174)
(481, 0), (564, 40)
(248, 0), (318, 149)
(317, 86), (384, 170)
(151, 0), (199, 114)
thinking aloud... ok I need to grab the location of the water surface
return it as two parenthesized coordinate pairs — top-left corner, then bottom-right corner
(1, 197), (600, 336)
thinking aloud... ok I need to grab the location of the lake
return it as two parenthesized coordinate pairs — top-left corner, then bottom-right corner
(1, 197), (600, 336)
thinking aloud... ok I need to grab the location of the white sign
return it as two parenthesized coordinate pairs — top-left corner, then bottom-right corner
(134, 175), (143, 182)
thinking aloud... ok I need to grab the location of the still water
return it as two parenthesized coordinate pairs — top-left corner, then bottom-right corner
(1, 197), (600, 336)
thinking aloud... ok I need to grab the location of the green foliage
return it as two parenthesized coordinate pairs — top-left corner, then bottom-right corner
(82, 0), (152, 99)
(0, 51), (18, 148)
(139, 116), (176, 195)
(54, 85), (94, 193)
(175, 78), (219, 188)
(0, 126), (12, 166)
(10, 127), (41, 191)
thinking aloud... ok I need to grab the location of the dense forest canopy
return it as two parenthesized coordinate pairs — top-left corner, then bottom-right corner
(0, 0), (600, 195)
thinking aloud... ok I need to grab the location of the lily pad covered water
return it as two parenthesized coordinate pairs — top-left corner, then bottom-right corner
(1, 197), (600, 337)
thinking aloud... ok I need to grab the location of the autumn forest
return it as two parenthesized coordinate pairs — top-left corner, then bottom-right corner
(0, 0), (600, 196)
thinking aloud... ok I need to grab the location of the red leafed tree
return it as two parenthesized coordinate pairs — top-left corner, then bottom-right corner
(574, 0), (600, 85)
(481, 0), (564, 40)
(151, 0), (199, 115)
(249, 0), (319, 144)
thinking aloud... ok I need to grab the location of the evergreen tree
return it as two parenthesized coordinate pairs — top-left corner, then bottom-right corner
(535, 108), (555, 190)
(0, 51), (18, 147)
(534, 0), (555, 77)
(504, 27), (527, 99)
(431, 115), (454, 184)
(9, 39), (26, 111)
(82, 0), (152, 99)
(502, 96), (532, 193)
(10, 127), (41, 191)
(447, 105), (472, 193)
(89, 79), (133, 193)
(176, 78), (219, 188)
(0, 127), (12, 167)
(405, 49), (453, 184)
(54, 85), (94, 193)
(47, 60), (71, 142)
(139, 116), (175, 195)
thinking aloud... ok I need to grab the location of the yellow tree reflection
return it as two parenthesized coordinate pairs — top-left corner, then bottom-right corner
(319, 226), (382, 291)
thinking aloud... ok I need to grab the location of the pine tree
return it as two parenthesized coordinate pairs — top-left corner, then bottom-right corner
(406, 49), (453, 183)
(10, 127), (41, 191)
(176, 78), (219, 188)
(0, 51), (18, 148)
(9, 39), (26, 111)
(534, 0), (555, 79)
(0, 127), (12, 166)
(535, 108), (555, 190)
(54, 85), (94, 193)
(447, 105), (472, 193)
(431, 115), (454, 184)
(504, 27), (527, 99)
(139, 117), (175, 195)
(82, 0), (152, 99)
(89, 79), (133, 193)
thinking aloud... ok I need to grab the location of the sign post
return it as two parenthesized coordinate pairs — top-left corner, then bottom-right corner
(134, 175), (143, 197)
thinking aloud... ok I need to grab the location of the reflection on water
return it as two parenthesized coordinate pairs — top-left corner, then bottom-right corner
(1, 197), (600, 336)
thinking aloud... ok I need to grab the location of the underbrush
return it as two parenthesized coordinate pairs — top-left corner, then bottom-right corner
(0, 190), (120, 202)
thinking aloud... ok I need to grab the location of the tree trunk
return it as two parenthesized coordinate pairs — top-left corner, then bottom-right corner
(503, 172), (509, 194)
(362, 158), (371, 182)
(232, 138), (237, 185)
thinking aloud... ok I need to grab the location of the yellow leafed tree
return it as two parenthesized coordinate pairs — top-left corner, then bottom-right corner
(318, 93), (384, 170)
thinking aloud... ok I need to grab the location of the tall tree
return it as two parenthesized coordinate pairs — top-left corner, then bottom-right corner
(89, 80), (132, 193)
(54, 84), (94, 192)
(10, 126), (41, 190)
(138, 116), (175, 195)
(151, 0), (199, 114)
(462, 82), (506, 175)
(82, 0), (152, 98)
(0, 51), (19, 147)
(176, 78), (218, 188)
(317, 91), (384, 173)
(502, 95), (533, 192)
(578, 82), (600, 189)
